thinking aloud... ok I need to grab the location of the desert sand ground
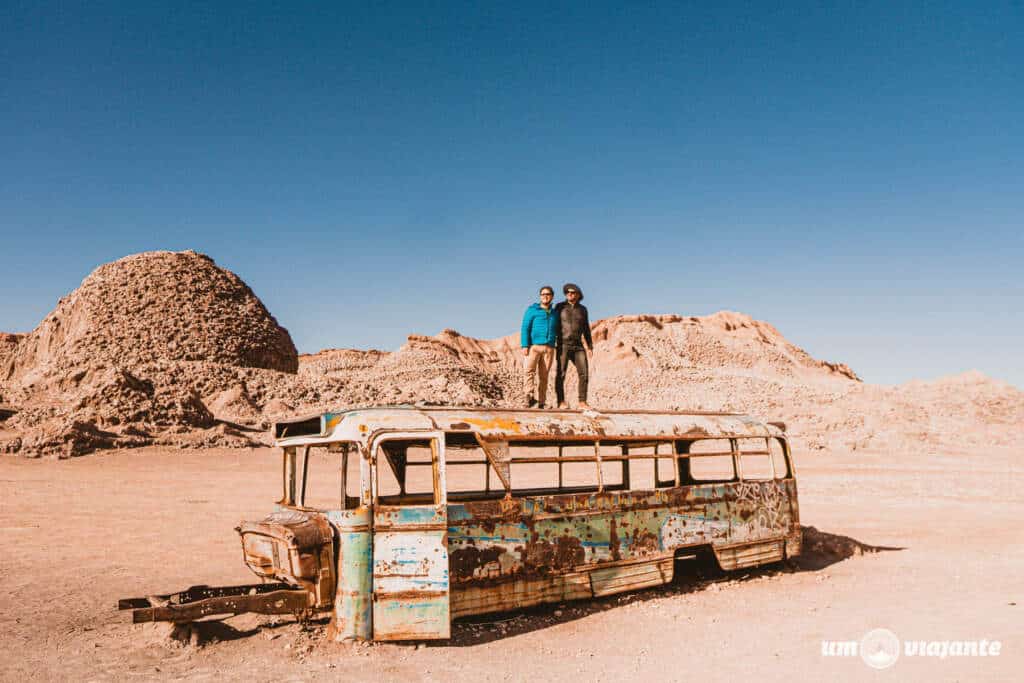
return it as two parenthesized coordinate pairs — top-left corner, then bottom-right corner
(1, 443), (1020, 682)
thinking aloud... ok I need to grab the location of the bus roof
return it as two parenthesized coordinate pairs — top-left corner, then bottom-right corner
(273, 405), (785, 448)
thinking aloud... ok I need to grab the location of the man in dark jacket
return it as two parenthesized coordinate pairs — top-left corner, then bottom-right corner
(520, 285), (557, 408)
(554, 283), (593, 409)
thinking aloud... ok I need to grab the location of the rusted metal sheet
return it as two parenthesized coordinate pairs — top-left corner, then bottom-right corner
(368, 431), (452, 640)
(590, 558), (674, 597)
(474, 435), (511, 490)
(119, 583), (309, 623)
(451, 572), (593, 618)
(444, 478), (797, 614)
(237, 509), (335, 608)
(273, 406), (784, 450)
(326, 507), (373, 641)
(714, 539), (785, 571)
(372, 505), (451, 640)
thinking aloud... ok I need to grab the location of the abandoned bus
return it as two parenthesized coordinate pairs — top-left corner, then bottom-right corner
(121, 406), (801, 641)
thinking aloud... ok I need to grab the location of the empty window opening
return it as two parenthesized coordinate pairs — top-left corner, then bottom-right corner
(510, 460), (560, 492)
(375, 439), (439, 505)
(626, 442), (676, 490)
(599, 444), (626, 490)
(560, 444), (599, 489)
(737, 438), (773, 480)
(506, 442), (606, 494)
(656, 442), (677, 487)
(403, 444), (436, 496)
(769, 438), (790, 479)
(682, 438), (736, 483)
(630, 455), (656, 490)
(444, 434), (504, 498)
(298, 443), (362, 510)
(561, 460), (598, 487)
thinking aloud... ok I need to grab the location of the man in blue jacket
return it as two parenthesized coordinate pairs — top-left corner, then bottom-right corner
(520, 285), (557, 408)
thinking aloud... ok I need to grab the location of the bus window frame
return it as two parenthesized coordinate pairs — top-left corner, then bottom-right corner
(769, 436), (792, 479)
(372, 433), (446, 507)
(620, 441), (678, 491)
(283, 442), (363, 512)
(735, 437), (775, 481)
(506, 440), (603, 496)
(676, 437), (739, 484)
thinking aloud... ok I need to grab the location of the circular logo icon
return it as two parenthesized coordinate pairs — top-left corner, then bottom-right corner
(860, 628), (900, 669)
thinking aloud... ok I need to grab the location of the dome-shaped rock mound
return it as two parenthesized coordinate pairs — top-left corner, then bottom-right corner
(7, 250), (297, 383)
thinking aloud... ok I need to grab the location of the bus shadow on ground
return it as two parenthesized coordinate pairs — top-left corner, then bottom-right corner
(446, 525), (903, 647)
(795, 525), (904, 571)
(148, 615), (307, 648)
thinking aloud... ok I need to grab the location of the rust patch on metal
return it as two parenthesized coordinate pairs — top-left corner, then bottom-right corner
(450, 546), (505, 580)
(463, 416), (522, 433)
(119, 584), (310, 623)
(374, 590), (448, 602)
(630, 529), (660, 555)
(609, 518), (622, 561)
(522, 527), (585, 573)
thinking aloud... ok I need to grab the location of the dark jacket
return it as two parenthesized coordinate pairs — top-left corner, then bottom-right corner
(520, 303), (557, 347)
(554, 301), (592, 350)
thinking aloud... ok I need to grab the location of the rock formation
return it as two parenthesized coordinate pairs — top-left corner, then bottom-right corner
(1, 250), (1020, 458)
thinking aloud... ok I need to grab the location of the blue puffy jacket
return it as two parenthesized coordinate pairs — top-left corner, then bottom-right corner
(521, 303), (557, 347)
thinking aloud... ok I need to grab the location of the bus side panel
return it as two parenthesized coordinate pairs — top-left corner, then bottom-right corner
(447, 480), (797, 618)
(589, 558), (674, 597)
(783, 478), (802, 558)
(448, 490), (698, 616)
(372, 506), (451, 641)
(530, 490), (712, 568)
(451, 573), (593, 618)
(731, 479), (794, 543)
(703, 479), (794, 570)
(659, 484), (731, 549)
(447, 502), (529, 583)
(326, 508), (373, 641)
(449, 493), (674, 586)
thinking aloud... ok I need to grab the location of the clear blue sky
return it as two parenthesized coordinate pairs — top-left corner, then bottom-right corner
(1, 2), (1021, 387)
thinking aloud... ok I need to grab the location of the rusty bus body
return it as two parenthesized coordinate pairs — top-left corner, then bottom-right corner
(121, 406), (801, 641)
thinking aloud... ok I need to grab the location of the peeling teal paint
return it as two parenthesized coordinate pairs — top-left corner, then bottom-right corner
(447, 480), (797, 587)
(326, 509), (372, 640)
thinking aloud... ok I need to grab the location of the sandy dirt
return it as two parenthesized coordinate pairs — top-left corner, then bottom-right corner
(1, 443), (1020, 682)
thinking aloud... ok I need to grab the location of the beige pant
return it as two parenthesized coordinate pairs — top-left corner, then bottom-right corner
(523, 345), (555, 405)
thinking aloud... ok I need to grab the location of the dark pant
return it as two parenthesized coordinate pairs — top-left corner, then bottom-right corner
(555, 347), (589, 404)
